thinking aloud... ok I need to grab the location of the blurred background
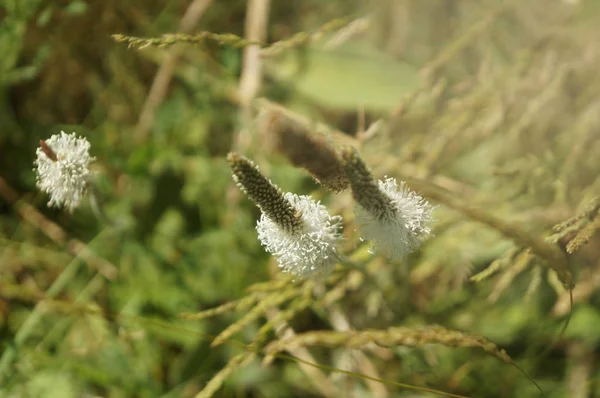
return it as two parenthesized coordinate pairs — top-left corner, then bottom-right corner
(1, 0), (600, 397)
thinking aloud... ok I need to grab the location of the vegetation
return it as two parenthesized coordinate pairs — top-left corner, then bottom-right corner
(1, 0), (599, 397)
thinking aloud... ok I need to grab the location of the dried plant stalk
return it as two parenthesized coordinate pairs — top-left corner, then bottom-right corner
(246, 275), (295, 293)
(406, 179), (573, 288)
(318, 270), (364, 308)
(252, 294), (313, 347)
(195, 352), (256, 398)
(551, 196), (600, 234)
(113, 18), (349, 53)
(112, 32), (260, 49)
(566, 218), (600, 254)
(471, 247), (521, 282)
(549, 196), (600, 253)
(211, 288), (300, 347)
(180, 294), (258, 320)
(488, 250), (534, 303)
(259, 18), (349, 58)
(263, 325), (512, 365)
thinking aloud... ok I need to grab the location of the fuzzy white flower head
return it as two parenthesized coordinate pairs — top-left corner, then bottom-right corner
(34, 131), (95, 212)
(355, 177), (433, 260)
(257, 192), (343, 279)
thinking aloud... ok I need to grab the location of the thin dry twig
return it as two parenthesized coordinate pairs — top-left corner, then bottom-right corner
(233, 0), (271, 155)
(238, 0), (271, 108)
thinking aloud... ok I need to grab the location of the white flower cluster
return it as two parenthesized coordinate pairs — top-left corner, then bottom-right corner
(229, 149), (434, 279)
(355, 177), (433, 260)
(34, 131), (95, 212)
(257, 192), (343, 279)
(31, 132), (433, 279)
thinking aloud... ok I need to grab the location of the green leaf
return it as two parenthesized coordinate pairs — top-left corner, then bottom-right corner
(267, 40), (422, 111)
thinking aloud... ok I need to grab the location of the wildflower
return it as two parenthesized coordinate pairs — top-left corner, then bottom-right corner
(228, 153), (343, 278)
(34, 131), (95, 212)
(341, 147), (433, 260)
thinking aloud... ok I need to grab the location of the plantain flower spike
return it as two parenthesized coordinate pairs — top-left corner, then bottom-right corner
(33, 131), (95, 212)
(228, 152), (343, 278)
(258, 106), (349, 192)
(341, 147), (433, 260)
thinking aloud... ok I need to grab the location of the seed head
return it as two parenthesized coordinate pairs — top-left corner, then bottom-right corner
(33, 131), (95, 212)
(228, 152), (343, 278)
(341, 147), (433, 260)
(257, 193), (343, 278)
(260, 107), (349, 192)
(228, 152), (302, 234)
(341, 147), (396, 219)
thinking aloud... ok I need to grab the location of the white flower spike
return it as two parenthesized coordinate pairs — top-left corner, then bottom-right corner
(342, 147), (433, 260)
(257, 192), (343, 278)
(355, 178), (433, 260)
(34, 131), (95, 212)
(228, 153), (343, 278)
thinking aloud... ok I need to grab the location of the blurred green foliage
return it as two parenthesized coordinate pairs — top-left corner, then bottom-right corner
(1, 0), (600, 397)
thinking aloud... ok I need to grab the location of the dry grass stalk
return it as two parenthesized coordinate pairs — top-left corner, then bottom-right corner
(253, 292), (313, 347)
(471, 247), (521, 282)
(263, 308), (341, 397)
(211, 288), (300, 347)
(260, 18), (349, 58)
(180, 294), (258, 320)
(238, 0), (270, 107)
(327, 304), (390, 397)
(263, 325), (513, 365)
(524, 265), (542, 302)
(566, 218), (600, 254)
(488, 250), (534, 303)
(195, 352), (256, 398)
(246, 275), (295, 293)
(549, 196), (600, 253)
(404, 179), (573, 288)
(318, 270), (364, 308)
